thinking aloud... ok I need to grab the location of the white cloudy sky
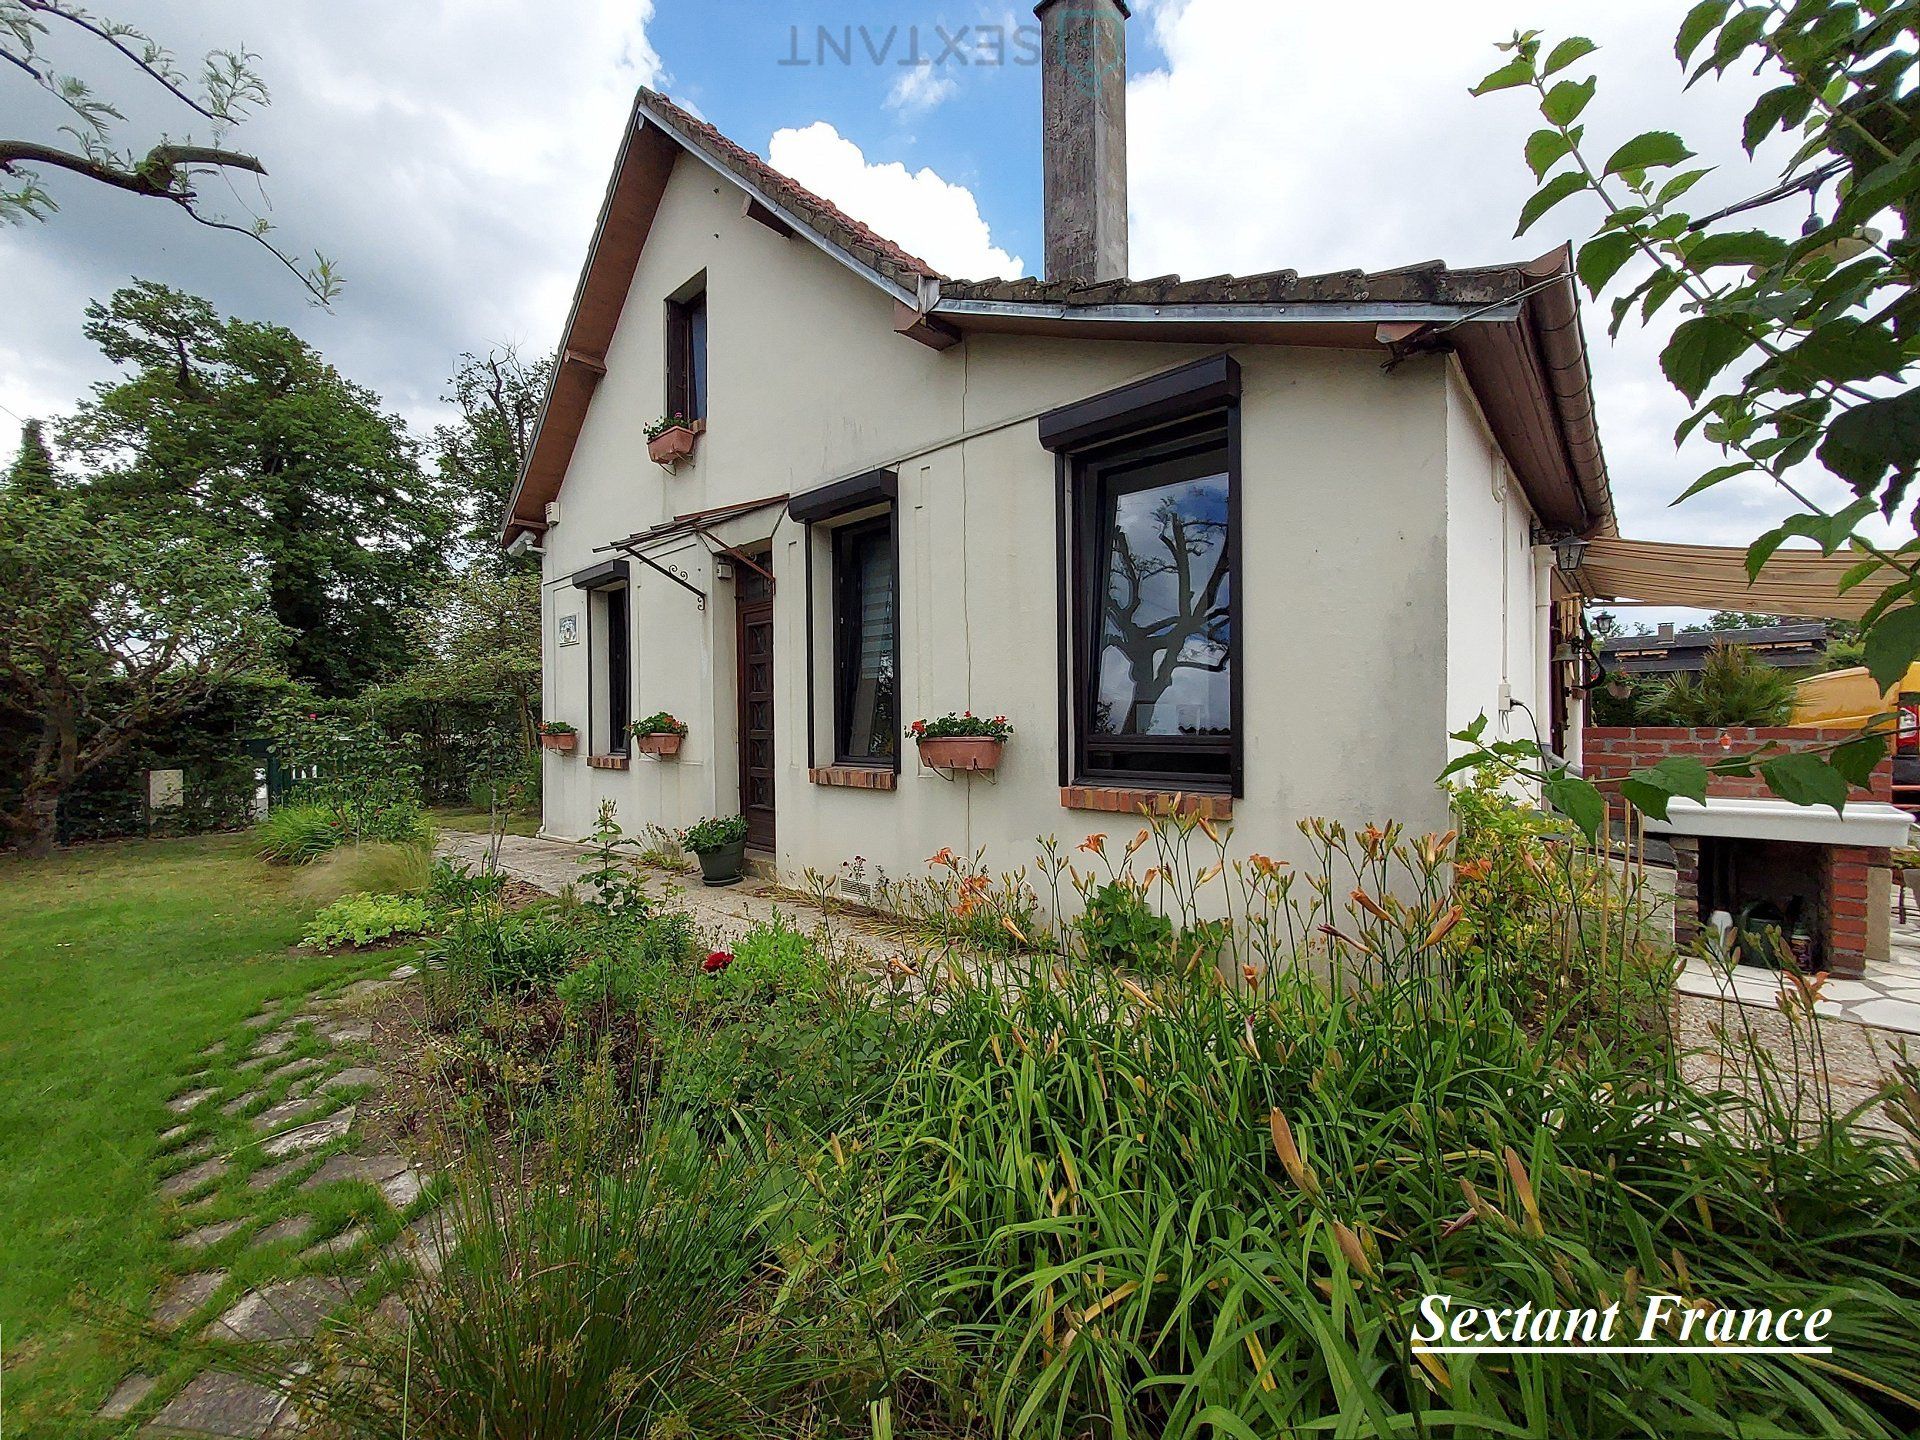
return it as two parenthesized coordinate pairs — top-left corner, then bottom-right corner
(1, 0), (1902, 605)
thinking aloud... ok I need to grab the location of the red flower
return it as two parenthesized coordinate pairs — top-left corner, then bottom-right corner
(703, 951), (734, 973)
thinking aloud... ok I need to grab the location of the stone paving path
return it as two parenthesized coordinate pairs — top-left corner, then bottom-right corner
(436, 830), (913, 963)
(1674, 900), (1920, 1036)
(101, 964), (449, 1438)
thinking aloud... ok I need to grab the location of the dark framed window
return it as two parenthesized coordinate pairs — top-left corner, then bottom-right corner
(604, 586), (630, 754)
(1071, 416), (1236, 788)
(665, 286), (707, 423)
(831, 514), (898, 766)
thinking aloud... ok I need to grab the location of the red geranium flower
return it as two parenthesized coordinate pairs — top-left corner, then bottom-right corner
(703, 951), (734, 973)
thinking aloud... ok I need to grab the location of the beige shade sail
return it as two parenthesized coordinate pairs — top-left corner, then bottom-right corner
(1576, 536), (1901, 621)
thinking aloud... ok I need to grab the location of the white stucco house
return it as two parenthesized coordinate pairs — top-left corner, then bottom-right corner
(503, 0), (1611, 898)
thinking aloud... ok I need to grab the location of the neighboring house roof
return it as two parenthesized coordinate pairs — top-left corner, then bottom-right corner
(1598, 622), (1830, 675)
(504, 89), (1615, 545)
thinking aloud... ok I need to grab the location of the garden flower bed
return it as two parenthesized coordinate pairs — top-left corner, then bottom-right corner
(296, 793), (1920, 1440)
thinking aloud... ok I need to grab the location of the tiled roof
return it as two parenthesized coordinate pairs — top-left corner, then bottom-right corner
(936, 259), (1544, 308)
(637, 89), (940, 290)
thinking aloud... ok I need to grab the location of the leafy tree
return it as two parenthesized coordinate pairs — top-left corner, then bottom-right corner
(431, 346), (552, 562)
(60, 281), (455, 696)
(5, 417), (57, 496)
(371, 567), (543, 799)
(0, 0), (335, 298)
(0, 485), (281, 856)
(1463, 4), (1920, 828)
(1687, 610), (1792, 632)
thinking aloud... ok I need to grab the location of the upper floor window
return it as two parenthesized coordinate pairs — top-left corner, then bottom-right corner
(666, 283), (707, 424)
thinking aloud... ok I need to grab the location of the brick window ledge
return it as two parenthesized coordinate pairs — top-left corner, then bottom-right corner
(810, 765), (896, 791)
(586, 754), (630, 771)
(1061, 785), (1232, 820)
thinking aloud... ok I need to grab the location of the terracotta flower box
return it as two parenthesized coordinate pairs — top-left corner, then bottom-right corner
(539, 732), (578, 752)
(918, 736), (1004, 772)
(648, 424), (699, 466)
(635, 732), (684, 757)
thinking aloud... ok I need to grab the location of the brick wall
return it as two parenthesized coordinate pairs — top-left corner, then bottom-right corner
(1583, 727), (1892, 802)
(1669, 833), (1888, 977)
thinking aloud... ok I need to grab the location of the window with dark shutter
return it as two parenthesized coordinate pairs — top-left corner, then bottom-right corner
(665, 284), (707, 425)
(1041, 355), (1243, 794)
(1074, 418), (1233, 785)
(832, 515), (897, 764)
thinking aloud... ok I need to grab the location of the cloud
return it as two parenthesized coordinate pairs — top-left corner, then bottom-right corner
(768, 121), (1024, 279)
(0, 0), (662, 459)
(1123, 0), (1906, 573)
(888, 64), (960, 115)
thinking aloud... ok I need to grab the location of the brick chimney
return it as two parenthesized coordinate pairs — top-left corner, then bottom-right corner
(1035, 0), (1129, 285)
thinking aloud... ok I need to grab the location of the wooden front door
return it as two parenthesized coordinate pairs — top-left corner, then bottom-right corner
(736, 555), (776, 851)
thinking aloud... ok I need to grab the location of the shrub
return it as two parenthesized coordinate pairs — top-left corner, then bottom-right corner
(465, 749), (539, 815)
(274, 709), (429, 843)
(254, 804), (343, 864)
(1644, 641), (1797, 726)
(432, 911), (585, 1001)
(428, 856), (506, 913)
(711, 916), (817, 999)
(558, 912), (698, 1020)
(303, 893), (431, 949)
(1074, 876), (1173, 968)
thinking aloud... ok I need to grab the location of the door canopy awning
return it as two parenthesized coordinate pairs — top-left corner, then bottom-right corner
(1574, 536), (1900, 621)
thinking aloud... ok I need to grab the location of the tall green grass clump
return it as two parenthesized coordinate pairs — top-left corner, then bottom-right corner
(294, 1106), (826, 1440)
(253, 803), (342, 864)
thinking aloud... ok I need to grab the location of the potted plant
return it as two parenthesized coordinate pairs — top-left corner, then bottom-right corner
(538, 720), (578, 753)
(647, 413), (700, 466)
(681, 814), (751, 887)
(630, 711), (689, 756)
(910, 712), (1012, 772)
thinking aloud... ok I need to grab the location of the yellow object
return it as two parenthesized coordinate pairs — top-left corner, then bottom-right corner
(1791, 664), (1920, 727)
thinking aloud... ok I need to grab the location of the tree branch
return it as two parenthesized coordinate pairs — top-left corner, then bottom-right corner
(20, 0), (226, 124)
(0, 137), (265, 197)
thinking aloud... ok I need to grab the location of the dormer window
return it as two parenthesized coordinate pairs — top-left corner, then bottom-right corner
(665, 279), (707, 424)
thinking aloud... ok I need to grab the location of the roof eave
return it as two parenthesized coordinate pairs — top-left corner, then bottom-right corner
(500, 93), (941, 545)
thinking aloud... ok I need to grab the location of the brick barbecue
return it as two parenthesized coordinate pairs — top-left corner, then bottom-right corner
(1585, 726), (1905, 978)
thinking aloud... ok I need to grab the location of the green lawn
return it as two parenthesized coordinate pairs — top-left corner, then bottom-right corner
(0, 835), (377, 1435)
(430, 805), (539, 837)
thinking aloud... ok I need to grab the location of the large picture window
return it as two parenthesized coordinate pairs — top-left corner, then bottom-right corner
(832, 515), (897, 765)
(1074, 417), (1235, 786)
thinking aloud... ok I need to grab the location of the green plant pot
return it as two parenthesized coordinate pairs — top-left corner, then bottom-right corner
(694, 836), (747, 887)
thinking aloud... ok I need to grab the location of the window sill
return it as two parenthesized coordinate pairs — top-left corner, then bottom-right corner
(810, 765), (897, 791)
(1061, 785), (1232, 820)
(586, 755), (630, 771)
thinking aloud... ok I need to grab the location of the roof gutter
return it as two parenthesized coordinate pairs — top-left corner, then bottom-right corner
(929, 296), (1518, 327)
(1524, 258), (1615, 537)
